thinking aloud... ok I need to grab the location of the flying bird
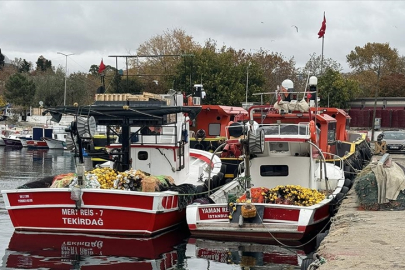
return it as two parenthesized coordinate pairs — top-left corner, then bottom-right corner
(291, 25), (298, 32)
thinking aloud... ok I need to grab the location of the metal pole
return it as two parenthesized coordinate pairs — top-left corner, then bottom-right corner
(57, 52), (74, 106)
(245, 62), (251, 106)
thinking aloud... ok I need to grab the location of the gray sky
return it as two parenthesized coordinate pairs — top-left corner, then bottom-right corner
(1, 1), (405, 75)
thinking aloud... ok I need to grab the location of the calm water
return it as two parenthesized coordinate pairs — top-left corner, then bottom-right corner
(0, 146), (308, 270)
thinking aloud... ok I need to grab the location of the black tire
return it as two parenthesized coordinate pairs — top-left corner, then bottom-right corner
(341, 186), (349, 194)
(194, 143), (204, 150)
(332, 192), (345, 205)
(212, 175), (220, 189)
(206, 145), (216, 153)
(315, 232), (327, 249)
(344, 178), (352, 188)
(301, 258), (314, 270)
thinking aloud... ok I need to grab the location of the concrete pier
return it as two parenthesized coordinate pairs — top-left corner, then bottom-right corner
(317, 154), (405, 269)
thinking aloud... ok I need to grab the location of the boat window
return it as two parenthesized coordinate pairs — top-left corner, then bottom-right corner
(269, 142), (289, 152)
(138, 151), (148, 160)
(209, 123), (221, 136)
(260, 165), (289, 176)
(327, 122), (336, 143)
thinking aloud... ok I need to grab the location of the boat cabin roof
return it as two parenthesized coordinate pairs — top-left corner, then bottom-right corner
(43, 105), (202, 126)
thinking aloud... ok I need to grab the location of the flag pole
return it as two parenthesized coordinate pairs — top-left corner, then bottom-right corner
(320, 11), (325, 75)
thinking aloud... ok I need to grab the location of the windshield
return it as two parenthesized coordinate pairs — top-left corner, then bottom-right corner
(383, 132), (405, 140)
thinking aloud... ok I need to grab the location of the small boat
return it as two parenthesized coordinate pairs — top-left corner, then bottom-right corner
(2, 93), (223, 236)
(2, 136), (23, 146)
(186, 77), (369, 243)
(43, 136), (66, 149)
(3, 226), (189, 270)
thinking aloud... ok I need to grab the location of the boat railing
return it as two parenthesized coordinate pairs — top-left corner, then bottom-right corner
(258, 123), (310, 139)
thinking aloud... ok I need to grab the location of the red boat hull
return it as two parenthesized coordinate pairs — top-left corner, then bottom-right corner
(3, 188), (186, 236)
(187, 202), (331, 243)
(4, 227), (188, 270)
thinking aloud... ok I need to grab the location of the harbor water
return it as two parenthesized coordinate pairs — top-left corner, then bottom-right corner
(0, 146), (310, 269)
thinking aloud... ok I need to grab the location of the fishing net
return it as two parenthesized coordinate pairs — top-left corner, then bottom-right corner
(17, 176), (55, 189)
(354, 163), (405, 211)
(169, 184), (196, 210)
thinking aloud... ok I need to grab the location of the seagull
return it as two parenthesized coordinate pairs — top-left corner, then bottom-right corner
(291, 25), (298, 32)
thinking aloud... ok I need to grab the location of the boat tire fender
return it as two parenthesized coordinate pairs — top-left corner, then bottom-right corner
(194, 143), (204, 150)
(341, 186), (350, 194)
(301, 258), (314, 270)
(344, 178), (353, 188)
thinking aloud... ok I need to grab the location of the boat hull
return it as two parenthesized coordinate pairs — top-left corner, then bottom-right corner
(43, 137), (66, 149)
(186, 201), (331, 243)
(2, 188), (186, 236)
(2, 138), (22, 146)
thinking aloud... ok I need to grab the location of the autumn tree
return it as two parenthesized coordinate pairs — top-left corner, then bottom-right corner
(302, 52), (342, 77)
(131, 28), (201, 93)
(5, 73), (36, 120)
(347, 42), (401, 138)
(251, 49), (296, 104)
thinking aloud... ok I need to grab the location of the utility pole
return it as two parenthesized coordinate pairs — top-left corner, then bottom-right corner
(245, 62), (251, 107)
(57, 52), (74, 106)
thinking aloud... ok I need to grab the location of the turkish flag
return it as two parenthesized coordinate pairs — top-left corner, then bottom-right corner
(318, 14), (326, 38)
(98, 59), (106, 74)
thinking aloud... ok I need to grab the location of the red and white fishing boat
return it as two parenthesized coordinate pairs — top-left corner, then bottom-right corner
(2, 93), (222, 236)
(186, 77), (353, 243)
(3, 226), (188, 270)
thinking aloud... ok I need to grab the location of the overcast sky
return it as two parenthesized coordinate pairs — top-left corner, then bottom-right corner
(1, 1), (405, 76)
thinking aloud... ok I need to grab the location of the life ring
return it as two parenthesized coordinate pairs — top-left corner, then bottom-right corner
(1, 130), (5, 135)
(309, 120), (317, 143)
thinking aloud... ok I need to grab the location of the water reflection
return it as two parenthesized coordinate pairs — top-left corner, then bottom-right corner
(4, 227), (189, 270)
(188, 238), (313, 269)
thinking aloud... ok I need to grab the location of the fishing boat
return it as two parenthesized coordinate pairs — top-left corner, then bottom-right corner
(186, 76), (368, 243)
(42, 133), (67, 149)
(2, 93), (223, 236)
(3, 226), (188, 269)
(187, 84), (249, 181)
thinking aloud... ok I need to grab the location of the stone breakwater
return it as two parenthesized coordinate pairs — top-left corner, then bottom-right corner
(317, 154), (405, 270)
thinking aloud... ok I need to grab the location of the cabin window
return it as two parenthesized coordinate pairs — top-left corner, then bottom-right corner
(327, 122), (336, 143)
(209, 123), (221, 136)
(269, 142), (289, 152)
(138, 151), (149, 160)
(260, 165), (289, 176)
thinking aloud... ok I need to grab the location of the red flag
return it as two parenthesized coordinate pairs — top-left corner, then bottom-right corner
(318, 13), (326, 38)
(98, 59), (106, 74)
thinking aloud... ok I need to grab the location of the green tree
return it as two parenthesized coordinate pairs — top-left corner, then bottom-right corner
(5, 73), (36, 120)
(31, 67), (65, 107)
(318, 68), (361, 109)
(36, 55), (53, 72)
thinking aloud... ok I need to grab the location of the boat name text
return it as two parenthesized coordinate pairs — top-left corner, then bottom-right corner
(18, 194), (33, 203)
(61, 209), (104, 226)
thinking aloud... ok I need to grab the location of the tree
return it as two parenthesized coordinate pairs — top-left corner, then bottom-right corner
(318, 68), (361, 108)
(31, 67), (65, 107)
(5, 73), (36, 120)
(36, 55), (53, 72)
(347, 42), (401, 139)
(0, 49), (4, 69)
(131, 28), (201, 93)
(301, 52), (342, 76)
